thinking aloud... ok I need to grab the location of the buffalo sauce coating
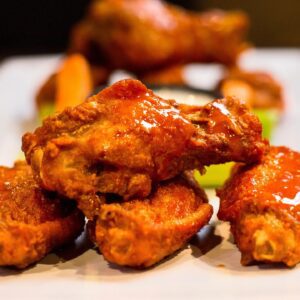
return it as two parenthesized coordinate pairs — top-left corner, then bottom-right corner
(219, 147), (300, 222)
(208, 102), (241, 136)
(202, 102), (242, 150)
(96, 80), (197, 178)
(260, 147), (300, 214)
(216, 146), (300, 268)
(98, 79), (193, 132)
(208, 101), (252, 159)
(185, 97), (251, 159)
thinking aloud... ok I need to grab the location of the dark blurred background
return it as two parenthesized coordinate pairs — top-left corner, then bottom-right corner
(1, 0), (299, 56)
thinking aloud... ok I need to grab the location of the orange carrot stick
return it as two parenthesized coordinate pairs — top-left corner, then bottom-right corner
(55, 54), (93, 112)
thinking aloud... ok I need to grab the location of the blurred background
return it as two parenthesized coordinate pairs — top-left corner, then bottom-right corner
(1, 0), (300, 57)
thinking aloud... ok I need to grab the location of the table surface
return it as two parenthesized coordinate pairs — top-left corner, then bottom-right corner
(0, 49), (299, 300)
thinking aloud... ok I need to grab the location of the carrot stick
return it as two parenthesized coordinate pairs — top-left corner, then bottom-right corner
(55, 54), (93, 112)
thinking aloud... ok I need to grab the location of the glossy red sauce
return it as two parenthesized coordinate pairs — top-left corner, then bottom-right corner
(263, 148), (300, 210)
(187, 98), (249, 160)
(218, 147), (300, 222)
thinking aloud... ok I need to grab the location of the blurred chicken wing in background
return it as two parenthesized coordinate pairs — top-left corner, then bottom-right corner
(219, 68), (284, 111)
(70, 0), (249, 72)
(36, 0), (250, 112)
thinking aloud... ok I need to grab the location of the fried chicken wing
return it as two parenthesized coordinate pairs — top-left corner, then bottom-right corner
(70, 0), (249, 70)
(89, 178), (212, 268)
(219, 68), (284, 110)
(23, 79), (266, 217)
(217, 146), (300, 266)
(0, 162), (84, 268)
(37, 0), (249, 112)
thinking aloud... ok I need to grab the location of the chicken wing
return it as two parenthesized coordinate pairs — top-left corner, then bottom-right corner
(23, 79), (266, 218)
(219, 68), (284, 110)
(0, 162), (84, 268)
(89, 177), (212, 268)
(217, 146), (300, 266)
(37, 0), (249, 112)
(70, 0), (249, 70)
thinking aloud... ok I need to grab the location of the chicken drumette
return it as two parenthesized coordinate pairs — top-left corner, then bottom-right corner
(0, 162), (84, 268)
(23, 79), (266, 218)
(70, 0), (249, 73)
(218, 146), (300, 267)
(89, 177), (212, 267)
(219, 68), (284, 110)
(36, 0), (249, 111)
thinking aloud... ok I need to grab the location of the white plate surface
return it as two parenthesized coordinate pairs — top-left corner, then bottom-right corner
(0, 49), (300, 300)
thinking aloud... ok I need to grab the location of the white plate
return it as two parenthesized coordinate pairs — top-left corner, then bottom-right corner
(0, 50), (300, 300)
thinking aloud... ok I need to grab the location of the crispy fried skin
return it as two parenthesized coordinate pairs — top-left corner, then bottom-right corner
(23, 79), (266, 216)
(217, 147), (300, 267)
(0, 162), (84, 268)
(70, 0), (249, 70)
(219, 68), (284, 110)
(90, 178), (212, 268)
